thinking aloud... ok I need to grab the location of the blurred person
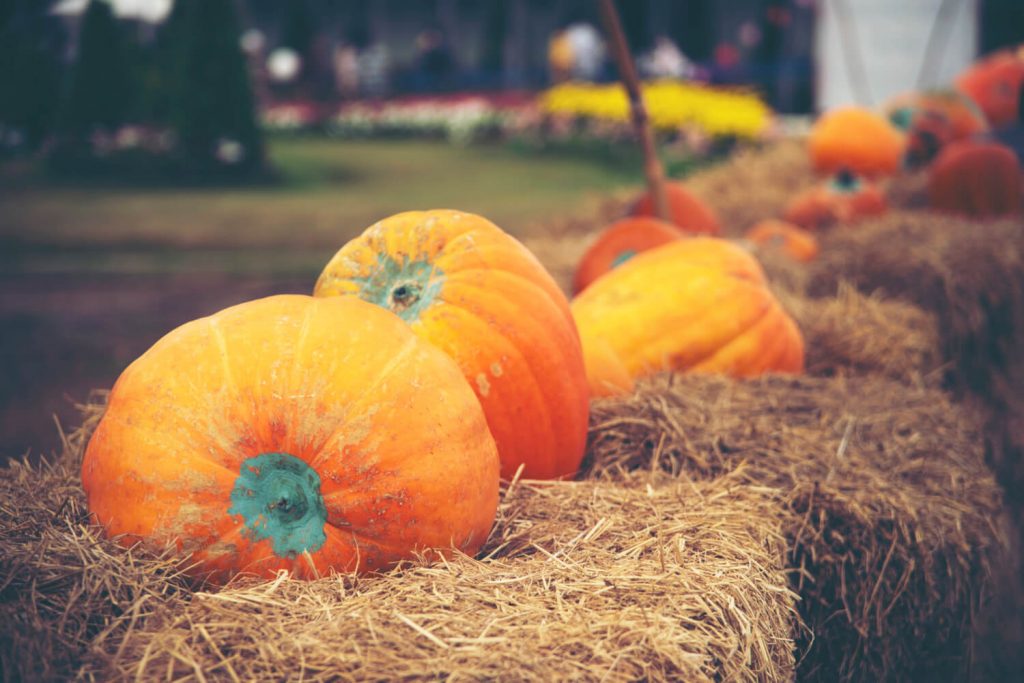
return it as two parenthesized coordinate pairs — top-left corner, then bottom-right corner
(548, 28), (574, 83)
(565, 21), (605, 81)
(358, 39), (390, 99)
(640, 35), (696, 80)
(414, 28), (455, 92)
(334, 41), (360, 99)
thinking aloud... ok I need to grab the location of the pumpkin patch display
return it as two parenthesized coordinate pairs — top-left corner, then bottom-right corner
(885, 89), (989, 167)
(783, 171), (887, 230)
(744, 219), (820, 262)
(82, 295), (500, 584)
(571, 238), (804, 387)
(315, 210), (589, 481)
(809, 106), (905, 178)
(955, 46), (1024, 129)
(573, 216), (683, 294)
(629, 181), (722, 235)
(928, 139), (1022, 219)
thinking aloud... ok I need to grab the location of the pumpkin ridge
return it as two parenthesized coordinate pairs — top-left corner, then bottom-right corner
(669, 291), (774, 371)
(208, 317), (237, 395)
(306, 335), (419, 472)
(692, 299), (789, 373)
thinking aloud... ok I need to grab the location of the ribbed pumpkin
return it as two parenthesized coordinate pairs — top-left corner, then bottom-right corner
(745, 219), (820, 262)
(82, 295), (500, 584)
(928, 139), (1022, 218)
(955, 47), (1024, 129)
(629, 181), (722, 235)
(571, 238), (804, 386)
(783, 171), (887, 230)
(315, 210), (589, 481)
(573, 217), (683, 294)
(885, 89), (989, 167)
(580, 333), (635, 398)
(809, 106), (905, 178)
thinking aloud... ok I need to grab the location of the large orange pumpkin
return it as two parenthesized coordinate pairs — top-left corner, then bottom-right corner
(783, 171), (887, 230)
(928, 139), (1022, 218)
(315, 210), (589, 481)
(955, 46), (1024, 129)
(571, 238), (804, 387)
(82, 295), (500, 584)
(885, 89), (989, 167)
(573, 217), (683, 294)
(809, 106), (905, 178)
(745, 219), (820, 262)
(629, 181), (722, 235)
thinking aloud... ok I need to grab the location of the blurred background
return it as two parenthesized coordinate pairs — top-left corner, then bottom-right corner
(2, 0), (1023, 459)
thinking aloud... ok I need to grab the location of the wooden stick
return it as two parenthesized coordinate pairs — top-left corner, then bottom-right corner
(597, 0), (670, 222)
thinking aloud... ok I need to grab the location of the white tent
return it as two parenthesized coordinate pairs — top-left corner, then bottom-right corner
(50, 0), (173, 24)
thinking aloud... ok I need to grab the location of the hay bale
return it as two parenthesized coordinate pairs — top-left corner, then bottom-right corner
(685, 140), (816, 235)
(808, 212), (1024, 498)
(1, 405), (797, 682)
(783, 284), (945, 385)
(587, 373), (1005, 681)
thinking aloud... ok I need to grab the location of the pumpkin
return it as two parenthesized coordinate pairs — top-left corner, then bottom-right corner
(629, 181), (722, 235)
(808, 106), (905, 178)
(783, 171), (887, 230)
(928, 139), (1022, 218)
(571, 238), (805, 384)
(955, 46), (1024, 129)
(885, 89), (989, 167)
(580, 333), (635, 398)
(744, 219), (820, 262)
(573, 217), (683, 294)
(315, 210), (589, 481)
(82, 295), (500, 584)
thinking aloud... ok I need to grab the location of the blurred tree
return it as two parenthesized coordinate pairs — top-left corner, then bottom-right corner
(0, 0), (66, 148)
(59, 0), (134, 138)
(170, 0), (265, 175)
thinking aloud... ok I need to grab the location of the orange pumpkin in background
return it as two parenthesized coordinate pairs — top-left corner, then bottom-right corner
(809, 106), (905, 178)
(82, 295), (500, 584)
(955, 46), (1024, 129)
(885, 89), (989, 167)
(571, 238), (804, 386)
(745, 219), (820, 262)
(315, 210), (589, 481)
(928, 139), (1022, 219)
(573, 217), (683, 294)
(629, 181), (722, 235)
(783, 170), (888, 230)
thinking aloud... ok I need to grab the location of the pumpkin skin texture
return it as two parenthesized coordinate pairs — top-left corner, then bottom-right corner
(629, 181), (722, 235)
(928, 140), (1022, 219)
(783, 172), (887, 230)
(745, 219), (820, 262)
(81, 295), (500, 585)
(955, 47), (1024, 129)
(809, 106), (905, 178)
(571, 238), (805, 383)
(573, 217), (683, 294)
(885, 90), (989, 167)
(315, 210), (589, 481)
(580, 334), (635, 398)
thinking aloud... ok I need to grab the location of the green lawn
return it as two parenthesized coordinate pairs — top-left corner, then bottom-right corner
(0, 138), (640, 274)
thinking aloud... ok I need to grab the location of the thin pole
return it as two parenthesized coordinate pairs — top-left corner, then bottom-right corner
(597, 0), (670, 222)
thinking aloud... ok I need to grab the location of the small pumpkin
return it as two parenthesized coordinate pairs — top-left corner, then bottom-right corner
(82, 295), (500, 584)
(745, 219), (820, 262)
(885, 89), (989, 167)
(809, 106), (905, 178)
(783, 171), (887, 230)
(955, 46), (1024, 129)
(928, 139), (1022, 218)
(571, 238), (805, 386)
(315, 210), (589, 481)
(573, 217), (683, 294)
(629, 181), (722, 235)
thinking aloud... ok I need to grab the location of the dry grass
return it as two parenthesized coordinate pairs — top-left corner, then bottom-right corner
(587, 373), (1006, 681)
(2, 403), (797, 682)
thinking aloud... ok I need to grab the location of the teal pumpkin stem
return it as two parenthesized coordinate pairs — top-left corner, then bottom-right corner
(228, 452), (328, 558)
(352, 253), (445, 323)
(830, 168), (861, 194)
(611, 249), (638, 269)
